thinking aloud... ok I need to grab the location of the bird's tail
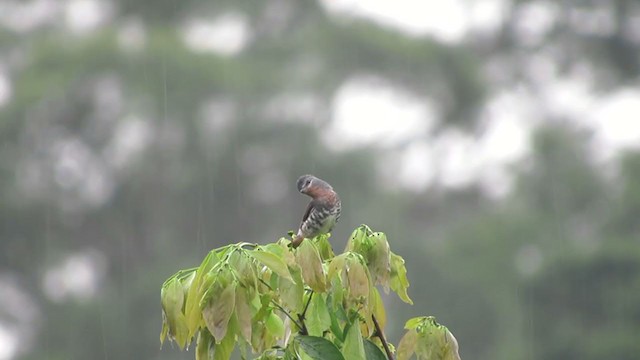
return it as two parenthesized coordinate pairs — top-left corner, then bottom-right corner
(291, 234), (304, 248)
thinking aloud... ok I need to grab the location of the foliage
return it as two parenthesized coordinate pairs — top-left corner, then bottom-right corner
(160, 225), (460, 360)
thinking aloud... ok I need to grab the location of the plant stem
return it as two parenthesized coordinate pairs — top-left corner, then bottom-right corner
(301, 292), (314, 318)
(372, 314), (394, 360)
(271, 300), (305, 332)
(258, 279), (308, 334)
(258, 278), (274, 290)
(297, 291), (314, 335)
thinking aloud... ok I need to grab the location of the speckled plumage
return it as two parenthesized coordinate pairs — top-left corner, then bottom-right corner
(292, 175), (341, 248)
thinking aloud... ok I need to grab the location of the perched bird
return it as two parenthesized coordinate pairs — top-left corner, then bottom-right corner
(292, 175), (341, 248)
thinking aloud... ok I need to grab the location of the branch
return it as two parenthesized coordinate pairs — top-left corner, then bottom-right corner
(372, 314), (394, 360)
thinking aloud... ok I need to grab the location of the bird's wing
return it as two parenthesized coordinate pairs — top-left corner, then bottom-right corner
(299, 200), (316, 228)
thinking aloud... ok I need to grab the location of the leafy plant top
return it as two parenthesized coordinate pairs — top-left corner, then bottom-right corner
(160, 224), (460, 360)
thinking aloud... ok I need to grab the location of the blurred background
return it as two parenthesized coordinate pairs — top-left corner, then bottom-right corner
(1, 0), (640, 359)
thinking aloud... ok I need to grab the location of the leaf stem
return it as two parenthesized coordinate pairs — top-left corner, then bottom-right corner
(372, 314), (395, 360)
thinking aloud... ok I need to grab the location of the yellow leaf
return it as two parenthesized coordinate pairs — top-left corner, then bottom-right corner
(371, 287), (386, 330)
(202, 280), (236, 342)
(327, 253), (348, 280)
(295, 240), (326, 293)
(160, 312), (169, 346)
(346, 256), (370, 308)
(369, 232), (391, 290)
(444, 328), (461, 360)
(235, 286), (252, 343)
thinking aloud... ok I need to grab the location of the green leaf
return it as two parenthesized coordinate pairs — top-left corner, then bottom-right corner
(371, 287), (387, 331)
(160, 277), (189, 348)
(397, 329), (417, 360)
(160, 312), (169, 346)
(314, 234), (335, 261)
(346, 225), (371, 251)
(342, 322), (365, 360)
(262, 243), (285, 258)
(269, 271), (279, 291)
(306, 293), (332, 337)
(185, 251), (220, 340)
(265, 312), (285, 339)
(404, 317), (426, 330)
(295, 240), (326, 293)
(196, 329), (214, 360)
(295, 336), (345, 360)
(367, 232), (391, 290)
(326, 294), (345, 342)
(213, 321), (236, 360)
(284, 342), (298, 360)
(254, 293), (273, 323)
(414, 317), (461, 360)
(364, 339), (388, 360)
(252, 311), (279, 353)
(390, 252), (413, 305)
(279, 267), (304, 314)
(248, 249), (293, 281)
(346, 228), (390, 283)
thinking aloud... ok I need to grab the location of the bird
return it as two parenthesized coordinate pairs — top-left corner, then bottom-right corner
(292, 174), (341, 248)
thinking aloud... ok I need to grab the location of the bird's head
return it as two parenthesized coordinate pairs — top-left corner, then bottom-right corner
(297, 174), (332, 197)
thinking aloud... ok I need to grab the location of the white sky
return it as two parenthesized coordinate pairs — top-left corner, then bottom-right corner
(320, 0), (509, 42)
(322, 77), (436, 150)
(182, 13), (249, 55)
(0, 325), (16, 360)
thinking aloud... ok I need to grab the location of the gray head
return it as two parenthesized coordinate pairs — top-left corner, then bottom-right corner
(296, 174), (332, 195)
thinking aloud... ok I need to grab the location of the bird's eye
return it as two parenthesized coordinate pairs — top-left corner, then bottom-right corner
(305, 179), (312, 187)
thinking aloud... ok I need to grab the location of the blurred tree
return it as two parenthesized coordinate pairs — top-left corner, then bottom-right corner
(1, 0), (639, 360)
